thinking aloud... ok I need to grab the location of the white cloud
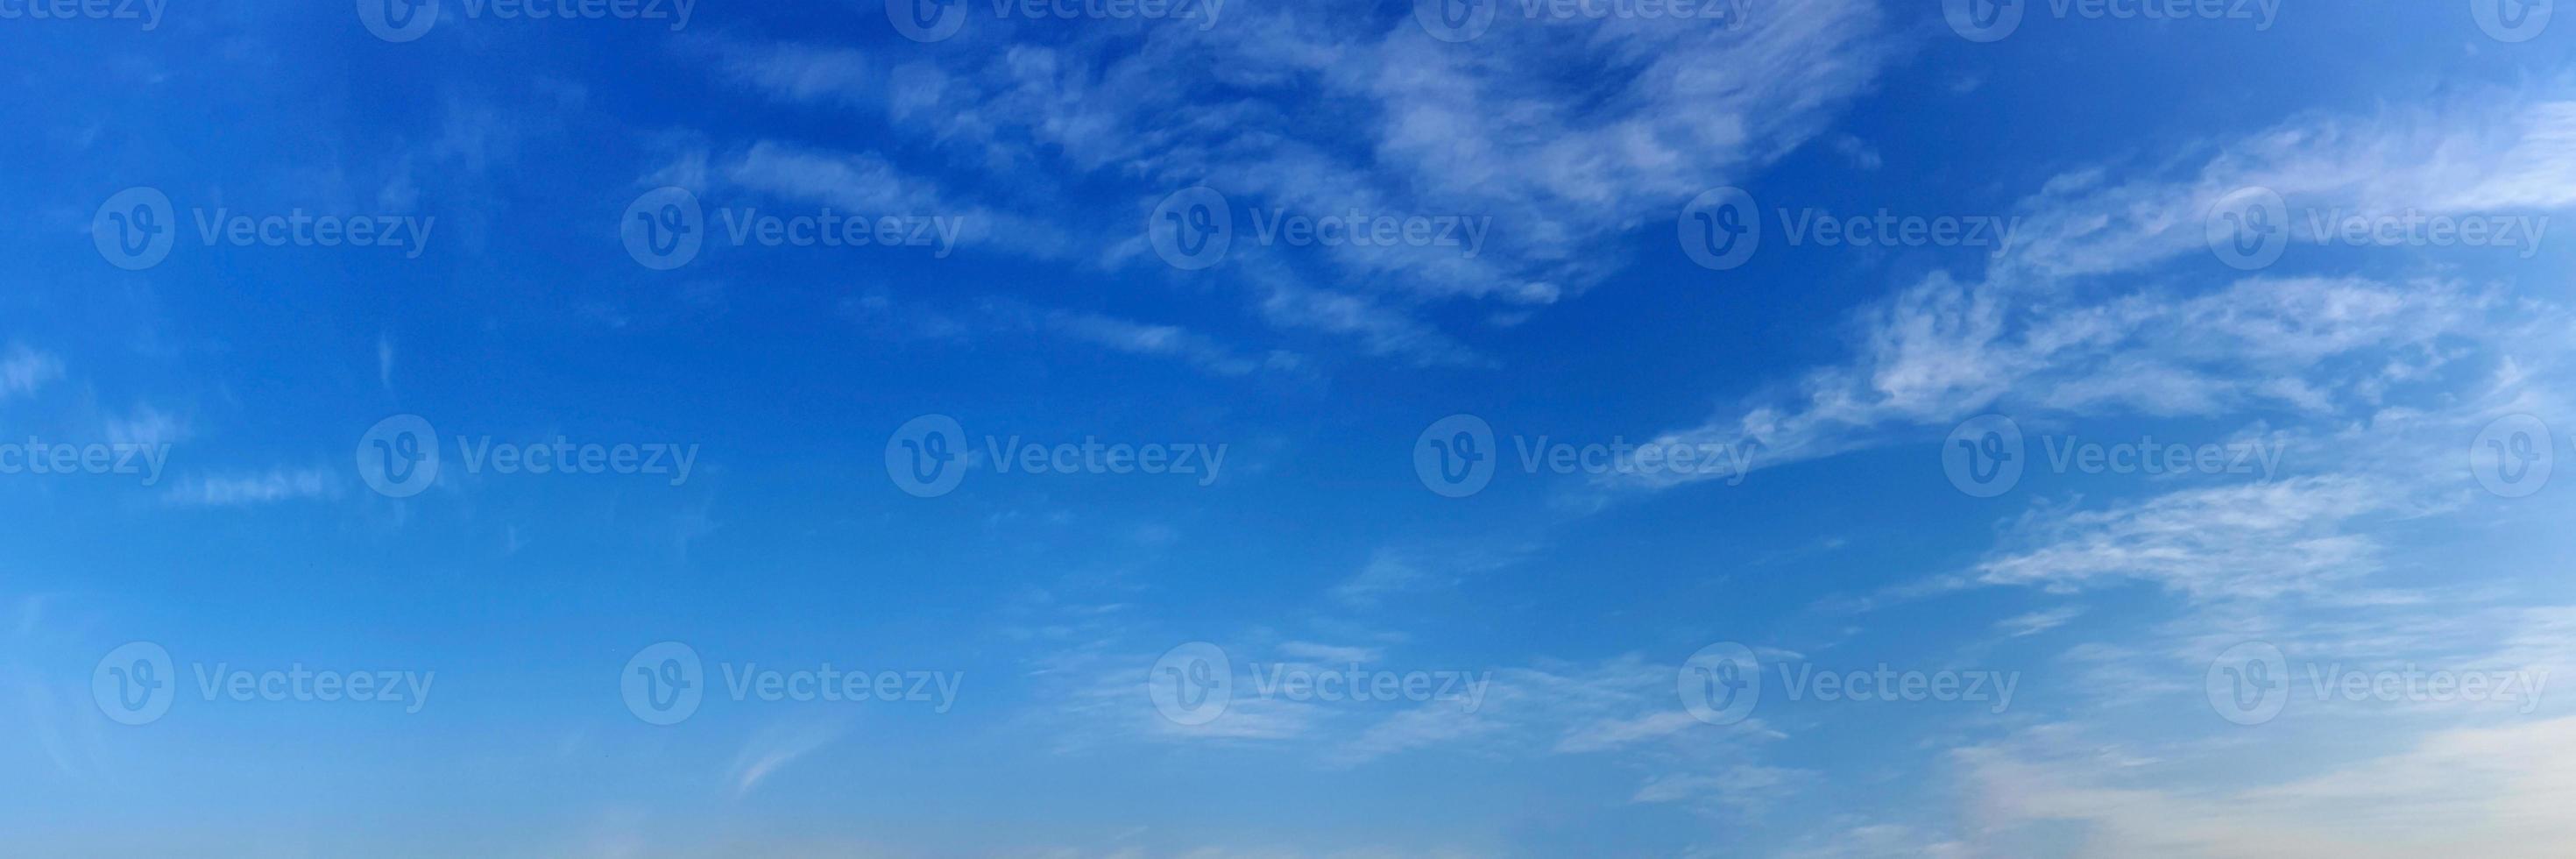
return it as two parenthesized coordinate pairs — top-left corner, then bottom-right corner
(1995, 607), (2084, 637)
(162, 468), (337, 507)
(0, 344), (63, 401)
(688, 0), (1899, 359)
(1622, 93), (2576, 489)
(104, 405), (188, 447)
(1957, 716), (2576, 858)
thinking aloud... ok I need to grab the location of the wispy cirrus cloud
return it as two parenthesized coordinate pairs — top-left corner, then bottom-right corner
(841, 288), (1307, 377)
(683, 0), (1900, 362)
(1618, 93), (2576, 489)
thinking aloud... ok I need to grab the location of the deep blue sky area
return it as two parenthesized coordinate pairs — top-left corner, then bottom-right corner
(4, 1), (2576, 856)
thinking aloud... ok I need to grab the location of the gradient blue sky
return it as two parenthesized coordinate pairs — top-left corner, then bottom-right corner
(6, 1), (2576, 856)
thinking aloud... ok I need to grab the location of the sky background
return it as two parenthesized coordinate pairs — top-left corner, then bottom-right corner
(5, 0), (2576, 856)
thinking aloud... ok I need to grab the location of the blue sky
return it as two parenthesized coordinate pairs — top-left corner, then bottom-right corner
(6, 0), (2576, 855)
